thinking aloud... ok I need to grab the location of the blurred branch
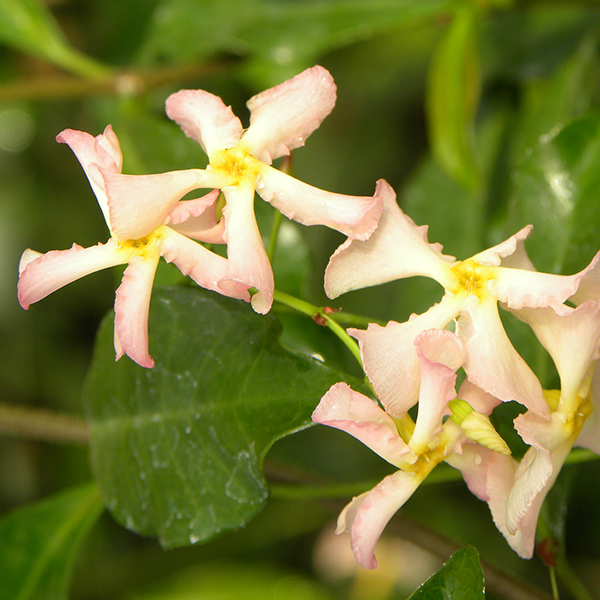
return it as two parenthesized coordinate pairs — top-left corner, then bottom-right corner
(0, 57), (237, 102)
(266, 458), (552, 600)
(0, 401), (89, 445)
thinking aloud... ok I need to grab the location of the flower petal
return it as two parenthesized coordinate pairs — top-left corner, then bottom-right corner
(470, 226), (532, 266)
(159, 227), (249, 301)
(569, 250), (600, 305)
(257, 168), (383, 243)
(113, 250), (160, 368)
(312, 382), (414, 467)
(409, 330), (464, 455)
(344, 470), (422, 569)
(18, 240), (129, 309)
(456, 296), (549, 416)
(457, 379), (502, 416)
(103, 168), (221, 240)
(350, 295), (462, 418)
(56, 125), (122, 225)
(242, 65), (336, 163)
(220, 183), (273, 314)
(165, 90), (243, 157)
(490, 259), (600, 309)
(484, 452), (540, 558)
(164, 190), (225, 243)
(324, 181), (455, 299)
(512, 301), (600, 409)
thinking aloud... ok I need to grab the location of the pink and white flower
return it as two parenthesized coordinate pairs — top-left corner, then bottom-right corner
(18, 126), (247, 368)
(478, 299), (600, 558)
(313, 329), (508, 569)
(325, 182), (600, 418)
(105, 65), (383, 315)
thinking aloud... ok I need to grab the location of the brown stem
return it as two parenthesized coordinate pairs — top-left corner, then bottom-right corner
(0, 401), (89, 445)
(0, 57), (237, 102)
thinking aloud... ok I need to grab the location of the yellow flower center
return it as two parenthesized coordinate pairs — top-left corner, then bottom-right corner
(119, 229), (163, 257)
(449, 259), (495, 299)
(211, 144), (263, 186)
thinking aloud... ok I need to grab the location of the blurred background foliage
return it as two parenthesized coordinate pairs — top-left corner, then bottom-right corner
(2, 0), (600, 598)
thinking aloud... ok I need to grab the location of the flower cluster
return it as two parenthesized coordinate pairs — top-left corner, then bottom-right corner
(18, 64), (600, 570)
(18, 66), (382, 367)
(313, 181), (600, 567)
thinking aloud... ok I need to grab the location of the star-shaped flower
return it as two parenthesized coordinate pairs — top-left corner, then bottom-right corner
(104, 65), (383, 314)
(312, 329), (508, 568)
(477, 299), (600, 558)
(18, 126), (246, 368)
(325, 181), (600, 418)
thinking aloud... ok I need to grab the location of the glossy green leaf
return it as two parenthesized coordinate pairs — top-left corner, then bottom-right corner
(83, 287), (361, 548)
(138, 0), (454, 86)
(0, 0), (110, 78)
(510, 32), (599, 159)
(407, 546), (485, 600)
(0, 482), (103, 600)
(510, 112), (600, 276)
(426, 6), (482, 190)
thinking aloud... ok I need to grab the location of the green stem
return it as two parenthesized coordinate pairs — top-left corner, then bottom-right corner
(272, 289), (363, 367)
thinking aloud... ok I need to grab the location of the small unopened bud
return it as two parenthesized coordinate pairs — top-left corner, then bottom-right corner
(450, 399), (511, 455)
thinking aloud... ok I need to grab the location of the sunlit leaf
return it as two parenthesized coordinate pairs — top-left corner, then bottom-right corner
(0, 0), (110, 78)
(426, 6), (481, 190)
(83, 286), (361, 548)
(0, 482), (103, 600)
(407, 546), (485, 599)
(510, 112), (600, 275)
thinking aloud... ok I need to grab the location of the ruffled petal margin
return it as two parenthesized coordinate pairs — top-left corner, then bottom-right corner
(324, 181), (455, 299)
(257, 167), (383, 243)
(312, 382), (414, 467)
(165, 89), (243, 157)
(243, 65), (336, 164)
(18, 240), (129, 309)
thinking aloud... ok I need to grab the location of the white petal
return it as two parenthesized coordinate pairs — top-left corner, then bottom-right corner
(103, 169), (221, 240)
(165, 190), (225, 243)
(409, 330), (464, 455)
(221, 183), (273, 314)
(346, 470), (422, 569)
(312, 382), (414, 467)
(324, 180), (455, 299)
(165, 89), (243, 156)
(159, 227), (249, 301)
(18, 240), (129, 309)
(512, 301), (600, 409)
(350, 295), (462, 418)
(258, 167), (383, 242)
(56, 125), (123, 225)
(456, 296), (549, 416)
(113, 250), (161, 368)
(470, 226), (532, 266)
(242, 65), (336, 163)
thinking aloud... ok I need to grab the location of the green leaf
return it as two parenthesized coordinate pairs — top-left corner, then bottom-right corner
(510, 112), (600, 276)
(138, 0), (454, 86)
(83, 287), (361, 548)
(407, 546), (485, 600)
(0, 0), (111, 78)
(0, 482), (104, 600)
(426, 6), (482, 190)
